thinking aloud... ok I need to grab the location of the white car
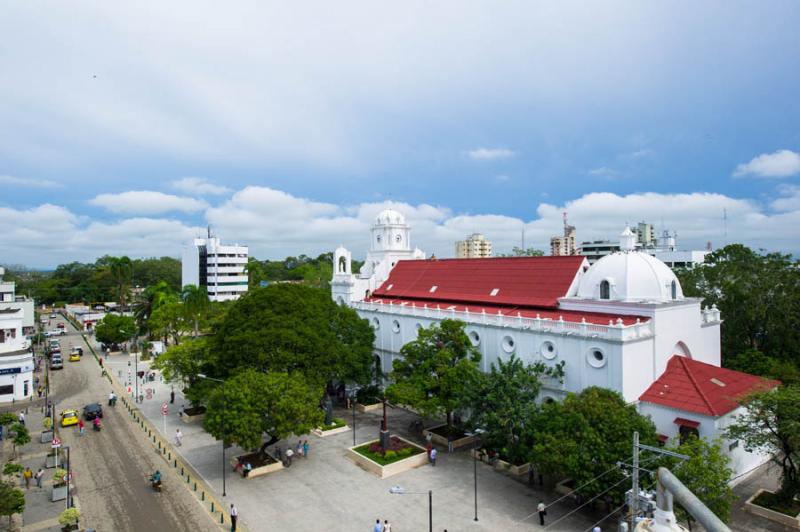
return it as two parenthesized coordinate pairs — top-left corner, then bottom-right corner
(50, 313), (58, 319)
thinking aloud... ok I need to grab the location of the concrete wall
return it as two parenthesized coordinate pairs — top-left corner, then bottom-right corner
(0, 350), (34, 402)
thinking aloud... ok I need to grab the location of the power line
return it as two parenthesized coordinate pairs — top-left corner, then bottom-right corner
(581, 478), (658, 532)
(544, 476), (632, 530)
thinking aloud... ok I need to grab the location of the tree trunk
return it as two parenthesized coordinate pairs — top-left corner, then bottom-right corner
(446, 410), (452, 428)
(258, 435), (280, 457)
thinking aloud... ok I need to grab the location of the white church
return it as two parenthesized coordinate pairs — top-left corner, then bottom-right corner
(332, 210), (777, 481)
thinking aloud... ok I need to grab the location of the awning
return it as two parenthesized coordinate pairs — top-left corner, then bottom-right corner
(673, 417), (700, 429)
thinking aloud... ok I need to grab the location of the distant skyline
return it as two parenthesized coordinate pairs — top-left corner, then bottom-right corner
(2, 1), (799, 268)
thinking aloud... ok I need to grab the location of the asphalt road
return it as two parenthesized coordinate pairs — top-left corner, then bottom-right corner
(46, 315), (218, 532)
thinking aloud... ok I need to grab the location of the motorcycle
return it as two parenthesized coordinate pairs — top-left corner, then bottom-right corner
(92, 419), (102, 432)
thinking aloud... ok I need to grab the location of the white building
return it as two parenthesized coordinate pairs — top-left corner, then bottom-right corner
(0, 267), (35, 336)
(0, 268), (33, 403)
(332, 212), (775, 480)
(182, 231), (249, 302)
(580, 229), (709, 267)
(456, 233), (493, 258)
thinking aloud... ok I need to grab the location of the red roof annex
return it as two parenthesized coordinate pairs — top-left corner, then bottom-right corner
(372, 256), (587, 309)
(639, 355), (779, 416)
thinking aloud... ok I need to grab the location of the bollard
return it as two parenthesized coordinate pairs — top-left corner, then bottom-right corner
(193, 482), (197, 491)
(186, 475), (189, 483)
(181, 467), (184, 476)
(220, 514), (224, 524)
(201, 491), (205, 501)
(211, 502), (215, 513)
(168, 452), (171, 460)
(173, 459), (177, 468)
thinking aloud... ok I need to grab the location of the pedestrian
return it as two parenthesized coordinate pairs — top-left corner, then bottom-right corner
(230, 503), (238, 531)
(35, 468), (44, 488)
(296, 441), (303, 458)
(447, 434), (454, 453)
(303, 440), (309, 458)
(285, 447), (294, 466)
(170, 389), (175, 404)
(592, 527), (601, 532)
(23, 467), (32, 489)
(383, 518), (392, 531)
(275, 446), (282, 461)
(430, 447), (437, 466)
(37, 386), (43, 398)
(537, 500), (547, 526)
(243, 462), (252, 478)
(18, 412), (25, 426)
(175, 428), (183, 447)
(78, 418), (85, 435)
(373, 519), (382, 532)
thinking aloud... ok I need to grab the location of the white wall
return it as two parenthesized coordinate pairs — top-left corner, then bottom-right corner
(181, 243), (200, 288)
(0, 350), (34, 402)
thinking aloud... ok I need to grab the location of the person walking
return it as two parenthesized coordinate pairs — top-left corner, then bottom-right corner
(229, 503), (238, 531)
(18, 412), (25, 426)
(302, 440), (309, 458)
(175, 428), (183, 447)
(373, 519), (382, 532)
(430, 447), (437, 466)
(285, 447), (294, 466)
(23, 467), (33, 489)
(296, 441), (303, 458)
(537, 500), (547, 526)
(78, 418), (85, 435)
(34, 468), (44, 488)
(170, 389), (175, 404)
(382, 518), (392, 531)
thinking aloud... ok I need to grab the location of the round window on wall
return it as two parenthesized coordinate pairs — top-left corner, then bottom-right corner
(372, 318), (380, 330)
(541, 341), (557, 360)
(392, 320), (401, 333)
(468, 330), (481, 346)
(502, 335), (515, 353)
(587, 348), (606, 368)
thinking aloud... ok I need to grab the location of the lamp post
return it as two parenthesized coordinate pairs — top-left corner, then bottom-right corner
(467, 428), (485, 522)
(389, 486), (432, 532)
(64, 446), (71, 509)
(198, 374), (226, 496)
(120, 329), (138, 402)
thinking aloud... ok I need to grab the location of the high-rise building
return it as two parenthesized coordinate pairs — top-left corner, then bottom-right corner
(182, 229), (249, 302)
(455, 233), (493, 258)
(550, 213), (577, 256)
(636, 222), (656, 248)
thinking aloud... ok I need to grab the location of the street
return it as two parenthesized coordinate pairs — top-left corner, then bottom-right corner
(43, 315), (218, 532)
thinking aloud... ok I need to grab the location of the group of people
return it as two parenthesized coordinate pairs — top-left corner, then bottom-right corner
(233, 458), (254, 477)
(275, 440), (310, 467)
(425, 432), (438, 466)
(22, 467), (44, 489)
(373, 518), (392, 532)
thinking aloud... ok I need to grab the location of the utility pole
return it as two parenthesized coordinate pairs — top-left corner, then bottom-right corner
(630, 431), (690, 528)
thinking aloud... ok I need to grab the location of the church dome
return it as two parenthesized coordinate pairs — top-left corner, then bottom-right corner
(577, 247), (684, 302)
(374, 209), (406, 226)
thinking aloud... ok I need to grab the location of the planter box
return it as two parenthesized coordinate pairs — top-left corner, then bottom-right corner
(555, 478), (578, 500)
(180, 413), (205, 425)
(51, 485), (68, 502)
(312, 424), (351, 437)
(744, 489), (800, 529)
(41, 430), (54, 443)
(230, 454), (283, 479)
(356, 402), (381, 413)
(495, 459), (530, 476)
(347, 437), (428, 479)
(423, 425), (478, 450)
(46, 454), (60, 468)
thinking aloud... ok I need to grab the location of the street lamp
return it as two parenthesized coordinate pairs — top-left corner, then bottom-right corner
(120, 329), (139, 403)
(467, 428), (485, 522)
(64, 446), (71, 509)
(197, 374), (226, 497)
(388, 486), (432, 532)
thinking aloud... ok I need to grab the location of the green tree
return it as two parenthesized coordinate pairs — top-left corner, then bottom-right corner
(676, 245), (800, 371)
(466, 355), (564, 464)
(94, 313), (137, 346)
(0, 480), (25, 528)
(102, 256), (133, 308)
(181, 284), (209, 337)
(660, 436), (734, 526)
(497, 247), (545, 257)
(203, 369), (324, 455)
(726, 385), (800, 502)
(152, 338), (211, 403)
(386, 319), (481, 428)
(10, 423), (30, 458)
(210, 284), (374, 386)
(133, 281), (174, 335)
(529, 387), (659, 502)
(148, 292), (187, 346)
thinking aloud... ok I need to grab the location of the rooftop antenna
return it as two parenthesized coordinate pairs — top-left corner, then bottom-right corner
(723, 208), (728, 245)
(207, 224), (213, 239)
(521, 225), (525, 251)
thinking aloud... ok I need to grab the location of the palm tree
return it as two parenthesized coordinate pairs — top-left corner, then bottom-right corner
(106, 256), (133, 308)
(133, 281), (173, 335)
(181, 285), (209, 337)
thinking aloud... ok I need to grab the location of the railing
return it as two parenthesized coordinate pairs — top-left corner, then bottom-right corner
(352, 301), (654, 341)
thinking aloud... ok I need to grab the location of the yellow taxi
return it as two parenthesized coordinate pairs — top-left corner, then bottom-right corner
(69, 352), (81, 362)
(61, 409), (79, 427)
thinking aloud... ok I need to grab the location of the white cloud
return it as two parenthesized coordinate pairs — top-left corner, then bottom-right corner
(588, 167), (619, 177)
(170, 177), (231, 196)
(771, 185), (800, 212)
(0, 175), (63, 188)
(466, 148), (515, 161)
(733, 149), (800, 178)
(89, 191), (209, 215)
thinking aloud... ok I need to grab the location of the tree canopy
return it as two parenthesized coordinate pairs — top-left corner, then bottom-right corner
(94, 313), (137, 346)
(386, 319), (482, 427)
(0, 480), (25, 527)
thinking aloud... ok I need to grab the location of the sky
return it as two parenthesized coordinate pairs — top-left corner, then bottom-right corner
(1, 1), (799, 269)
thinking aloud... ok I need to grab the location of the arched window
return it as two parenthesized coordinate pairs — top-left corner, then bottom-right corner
(338, 256), (347, 273)
(600, 280), (610, 300)
(671, 280), (677, 300)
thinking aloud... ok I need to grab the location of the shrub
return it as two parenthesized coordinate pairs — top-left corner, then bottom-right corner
(384, 450), (397, 460)
(58, 507), (80, 526)
(52, 468), (68, 487)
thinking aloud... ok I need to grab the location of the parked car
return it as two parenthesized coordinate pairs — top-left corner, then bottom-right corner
(72, 347), (83, 356)
(83, 403), (103, 421)
(61, 410), (79, 427)
(50, 313), (57, 319)
(57, 322), (65, 329)
(50, 356), (64, 370)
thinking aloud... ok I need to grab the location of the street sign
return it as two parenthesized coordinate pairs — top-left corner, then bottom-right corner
(51, 437), (61, 448)
(161, 403), (168, 416)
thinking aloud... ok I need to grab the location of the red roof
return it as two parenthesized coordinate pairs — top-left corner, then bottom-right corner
(363, 296), (644, 326)
(372, 256), (586, 309)
(639, 356), (779, 416)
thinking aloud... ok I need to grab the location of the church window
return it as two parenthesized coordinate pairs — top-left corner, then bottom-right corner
(587, 348), (606, 368)
(541, 341), (557, 360)
(338, 256), (347, 273)
(600, 280), (610, 300)
(392, 320), (401, 333)
(468, 331), (480, 346)
(671, 280), (677, 300)
(395, 234), (402, 243)
(372, 318), (380, 330)
(502, 335), (515, 353)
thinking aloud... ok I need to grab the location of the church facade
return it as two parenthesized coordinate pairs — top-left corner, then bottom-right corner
(332, 209), (774, 480)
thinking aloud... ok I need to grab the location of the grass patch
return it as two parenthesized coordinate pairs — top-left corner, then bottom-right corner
(353, 437), (424, 466)
(319, 417), (346, 431)
(753, 491), (800, 517)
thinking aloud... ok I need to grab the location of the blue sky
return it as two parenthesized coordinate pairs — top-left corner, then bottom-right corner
(1, 1), (799, 268)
